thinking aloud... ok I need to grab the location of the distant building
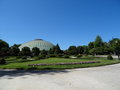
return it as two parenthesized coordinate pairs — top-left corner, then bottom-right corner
(19, 39), (54, 51)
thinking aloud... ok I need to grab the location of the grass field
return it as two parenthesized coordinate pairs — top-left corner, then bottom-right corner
(0, 56), (120, 70)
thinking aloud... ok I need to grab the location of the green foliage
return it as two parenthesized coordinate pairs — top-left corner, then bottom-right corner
(38, 54), (46, 59)
(56, 54), (63, 58)
(22, 56), (27, 60)
(94, 35), (104, 48)
(89, 47), (104, 55)
(0, 58), (6, 64)
(0, 39), (9, 50)
(32, 47), (40, 56)
(20, 47), (31, 56)
(77, 46), (84, 54)
(0, 47), (9, 56)
(0, 39), (9, 56)
(88, 42), (94, 49)
(107, 55), (113, 60)
(54, 44), (62, 54)
(109, 38), (120, 59)
(48, 54), (56, 57)
(67, 46), (78, 55)
(9, 44), (20, 56)
(77, 54), (82, 58)
(16, 56), (22, 59)
(49, 44), (62, 54)
(63, 55), (69, 58)
(83, 46), (89, 54)
(40, 49), (48, 55)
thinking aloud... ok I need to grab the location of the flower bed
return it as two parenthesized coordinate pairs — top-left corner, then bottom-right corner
(28, 61), (101, 66)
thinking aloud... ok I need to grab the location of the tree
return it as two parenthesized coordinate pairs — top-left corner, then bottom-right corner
(0, 47), (9, 56)
(0, 39), (9, 50)
(88, 42), (94, 50)
(94, 35), (104, 48)
(54, 44), (62, 54)
(89, 47), (104, 55)
(77, 46), (84, 54)
(67, 46), (78, 55)
(9, 44), (20, 56)
(0, 39), (9, 56)
(48, 44), (62, 55)
(109, 38), (119, 54)
(40, 49), (48, 55)
(20, 47), (31, 56)
(32, 47), (40, 56)
(109, 39), (120, 60)
(83, 46), (89, 55)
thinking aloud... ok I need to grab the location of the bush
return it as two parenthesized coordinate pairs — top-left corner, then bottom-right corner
(107, 55), (113, 60)
(22, 56), (27, 60)
(0, 58), (6, 64)
(38, 54), (46, 59)
(56, 54), (63, 58)
(77, 54), (82, 58)
(63, 55), (69, 58)
(16, 56), (22, 59)
(49, 54), (56, 57)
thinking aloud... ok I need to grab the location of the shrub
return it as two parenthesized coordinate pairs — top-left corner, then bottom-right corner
(107, 55), (113, 60)
(77, 54), (82, 58)
(32, 56), (39, 60)
(0, 58), (6, 64)
(63, 55), (69, 58)
(56, 54), (63, 58)
(38, 54), (46, 59)
(49, 54), (56, 57)
(46, 55), (50, 58)
(16, 56), (22, 59)
(22, 56), (27, 60)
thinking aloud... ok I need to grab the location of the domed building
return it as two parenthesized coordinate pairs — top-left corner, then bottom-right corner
(19, 39), (54, 51)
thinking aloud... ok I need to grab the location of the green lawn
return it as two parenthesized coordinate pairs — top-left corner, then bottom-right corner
(0, 56), (120, 70)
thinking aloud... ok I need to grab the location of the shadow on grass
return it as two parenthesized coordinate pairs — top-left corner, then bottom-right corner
(0, 69), (69, 78)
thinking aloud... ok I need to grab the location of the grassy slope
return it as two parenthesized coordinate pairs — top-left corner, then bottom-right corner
(0, 57), (120, 70)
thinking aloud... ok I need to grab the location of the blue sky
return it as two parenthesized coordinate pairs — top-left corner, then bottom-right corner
(0, 0), (120, 49)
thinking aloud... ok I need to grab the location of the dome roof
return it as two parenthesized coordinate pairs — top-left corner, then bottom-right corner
(19, 39), (54, 51)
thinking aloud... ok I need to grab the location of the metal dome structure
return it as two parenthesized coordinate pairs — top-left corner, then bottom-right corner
(19, 39), (54, 51)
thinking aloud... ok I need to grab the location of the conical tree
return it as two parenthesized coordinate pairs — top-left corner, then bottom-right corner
(94, 35), (103, 48)
(54, 44), (62, 54)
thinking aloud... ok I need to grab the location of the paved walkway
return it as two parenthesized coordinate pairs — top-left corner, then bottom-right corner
(0, 64), (120, 90)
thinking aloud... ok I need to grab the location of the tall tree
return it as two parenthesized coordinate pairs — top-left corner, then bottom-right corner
(54, 44), (62, 54)
(94, 35), (104, 48)
(48, 44), (62, 54)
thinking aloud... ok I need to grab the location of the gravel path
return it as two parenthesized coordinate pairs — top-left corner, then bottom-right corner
(0, 64), (120, 90)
